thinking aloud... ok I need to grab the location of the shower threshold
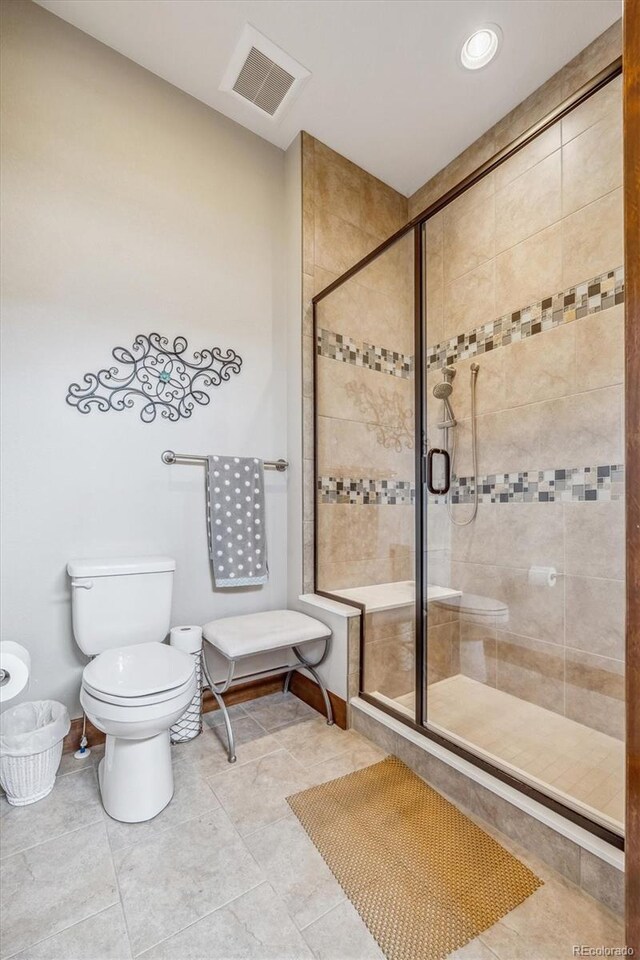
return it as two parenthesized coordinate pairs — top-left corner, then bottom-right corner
(372, 675), (623, 835)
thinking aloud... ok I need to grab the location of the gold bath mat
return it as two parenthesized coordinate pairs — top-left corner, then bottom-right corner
(288, 756), (542, 960)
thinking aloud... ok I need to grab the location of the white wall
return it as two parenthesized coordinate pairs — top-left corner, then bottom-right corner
(1, 1), (289, 715)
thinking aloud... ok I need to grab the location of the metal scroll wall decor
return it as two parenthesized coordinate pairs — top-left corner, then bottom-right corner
(66, 333), (243, 423)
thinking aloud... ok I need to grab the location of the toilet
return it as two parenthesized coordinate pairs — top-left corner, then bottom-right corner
(67, 556), (196, 823)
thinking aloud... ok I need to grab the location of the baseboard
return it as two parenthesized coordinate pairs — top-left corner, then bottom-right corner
(289, 671), (347, 729)
(63, 671), (288, 754)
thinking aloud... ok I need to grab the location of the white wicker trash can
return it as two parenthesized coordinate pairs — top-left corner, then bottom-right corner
(169, 626), (203, 744)
(0, 700), (70, 806)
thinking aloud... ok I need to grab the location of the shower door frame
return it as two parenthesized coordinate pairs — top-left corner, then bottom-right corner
(312, 55), (625, 851)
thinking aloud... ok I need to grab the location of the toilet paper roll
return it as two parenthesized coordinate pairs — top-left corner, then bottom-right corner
(0, 642), (31, 704)
(170, 625), (203, 654)
(528, 566), (557, 587)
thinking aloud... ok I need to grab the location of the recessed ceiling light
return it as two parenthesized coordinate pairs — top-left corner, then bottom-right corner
(460, 25), (501, 70)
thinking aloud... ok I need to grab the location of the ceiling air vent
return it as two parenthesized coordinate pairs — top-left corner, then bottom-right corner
(221, 25), (310, 121)
(233, 47), (295, 116)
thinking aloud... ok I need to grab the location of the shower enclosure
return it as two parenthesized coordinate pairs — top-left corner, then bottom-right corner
(314, 58), (624, 845)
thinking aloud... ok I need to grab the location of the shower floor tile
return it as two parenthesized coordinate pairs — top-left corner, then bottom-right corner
(391, 675), (624, 832)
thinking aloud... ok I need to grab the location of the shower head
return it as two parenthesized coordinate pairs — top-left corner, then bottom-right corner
(433, 381), (453, 400)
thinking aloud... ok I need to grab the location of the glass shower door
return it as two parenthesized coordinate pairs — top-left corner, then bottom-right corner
(421, 73), (625, 837)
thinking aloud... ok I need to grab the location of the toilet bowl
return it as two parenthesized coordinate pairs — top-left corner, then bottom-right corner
(80, 643), (196, 823)
(68, 556), (196, 824)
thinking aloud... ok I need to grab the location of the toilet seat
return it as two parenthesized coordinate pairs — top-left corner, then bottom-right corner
(83, 641), (195, 705)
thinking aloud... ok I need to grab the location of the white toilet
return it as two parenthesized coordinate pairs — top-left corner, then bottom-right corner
(67, 556), (196, 823)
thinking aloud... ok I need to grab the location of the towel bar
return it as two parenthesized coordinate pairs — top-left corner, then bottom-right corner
(161, 450), (288, 471)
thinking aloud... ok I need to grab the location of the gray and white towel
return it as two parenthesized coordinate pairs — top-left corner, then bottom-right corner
(206, 456), (268, 587)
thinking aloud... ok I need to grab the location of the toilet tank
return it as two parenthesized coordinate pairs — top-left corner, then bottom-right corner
(67, 556), (175, 656)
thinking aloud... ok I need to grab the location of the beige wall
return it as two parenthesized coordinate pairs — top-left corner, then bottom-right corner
(1, 1), (288, 715)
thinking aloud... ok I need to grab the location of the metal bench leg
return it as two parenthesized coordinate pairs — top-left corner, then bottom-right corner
(201, 653), (237, 763)
(291, 639), (334, 726)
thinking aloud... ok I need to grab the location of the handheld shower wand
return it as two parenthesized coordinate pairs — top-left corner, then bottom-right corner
(433, 363), (480, 525)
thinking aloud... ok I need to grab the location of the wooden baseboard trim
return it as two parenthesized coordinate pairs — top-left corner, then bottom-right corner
(63, 672), (288, 754)
(63, 669), (347, 752)
(289, 671), (348, 729)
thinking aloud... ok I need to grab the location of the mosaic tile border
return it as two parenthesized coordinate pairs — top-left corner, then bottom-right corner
(448, 463), (625, 504)
(319, 464), (624, 505)
(317, 329), (413, 380)
(316, 267), (623, 379)
(426, 266), (625, 371)
(318, 476), (415, 505)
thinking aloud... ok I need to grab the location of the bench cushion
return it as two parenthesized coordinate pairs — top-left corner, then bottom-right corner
(202, 609), (331, 660)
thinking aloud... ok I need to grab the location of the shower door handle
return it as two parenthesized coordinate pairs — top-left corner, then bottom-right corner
(426, 448), (450, 496)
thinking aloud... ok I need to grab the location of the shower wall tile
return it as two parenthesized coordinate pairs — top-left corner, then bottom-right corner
(562, 110), (622, 217)
(316, 356), (413, 426)
(562, 73), (622, 144)
(496, 568), (565, 646)
(317, 415), (414, 478)
(492, 72), (565, 153)
(319, 555), (414, 591)
(425, 213), (444, 345)
(561, 187), (623, 289)
(565, 647), (625, 739)
(475, 404), (542, 476)
(575, 303), (624, 391)
(495, 222), (563, 318)
(565, 576), (625, 660)
(494, 124), (561, 192)
(443, 193), (495, 284)
(444, 260), (496, 340)
(507, 321), (576, 406)
(564, 500), (625, 580)
(537, 384), (623, 469)
(560, 19), (621, 99)
(495, 150), (562, 254)
(317, 502), (413, 564)
(314, 206), (377, 276)
(494, 502), (564, 572)
(495, 631), (564, 713)
(449, 503), (498, 565)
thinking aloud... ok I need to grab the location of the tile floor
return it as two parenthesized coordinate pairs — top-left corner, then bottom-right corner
(392, 674), (624, 832)
(0, 691), (626, 960)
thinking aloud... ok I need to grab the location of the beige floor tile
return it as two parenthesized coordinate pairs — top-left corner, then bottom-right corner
(104, 760), (221, 853)
(245, 813), (345, 930)
(305, 737), (387, 786)
(0, 822), (118, 959)
(479, 877), (624, 959)
(137, 883), (313, 960)
(273, 717), (369, 768)
(11, 904), (131, 960)
(302, 899), (386, 960)
(208, 748), (315, 836)
(170, 721), (280, 777)
(114, 808), (263, 955)
(0, 767), (103, 860)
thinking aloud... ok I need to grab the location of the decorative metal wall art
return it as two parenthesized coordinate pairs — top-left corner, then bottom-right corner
(66, 333), (242, 423)
(345, 381), (414, 452)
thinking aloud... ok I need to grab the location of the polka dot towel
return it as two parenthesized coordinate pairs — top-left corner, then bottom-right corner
(206, 455), (269, 587)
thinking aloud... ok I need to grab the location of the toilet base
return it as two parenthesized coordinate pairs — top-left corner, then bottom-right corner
(99, 730), (174, 823)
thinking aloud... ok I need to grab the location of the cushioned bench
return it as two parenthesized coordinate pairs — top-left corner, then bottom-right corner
(201, 610), (333, 763)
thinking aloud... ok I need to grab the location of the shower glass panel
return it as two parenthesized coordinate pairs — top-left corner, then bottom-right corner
(314, 232), (417, 705)
(422, 74), (625, 836)
(313, 63), (623, 843)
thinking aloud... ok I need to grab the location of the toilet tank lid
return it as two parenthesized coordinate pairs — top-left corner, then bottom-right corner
(67, 556), (176, 578)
